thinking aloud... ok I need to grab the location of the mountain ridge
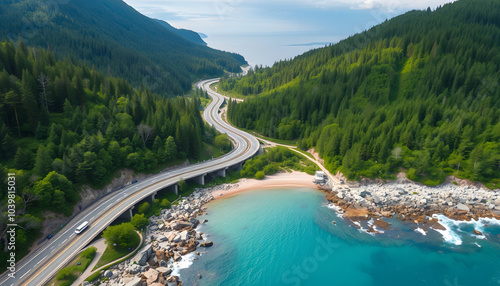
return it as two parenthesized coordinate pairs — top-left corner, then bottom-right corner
(222, 0), (500, 187)
(0, 0), (246, 95)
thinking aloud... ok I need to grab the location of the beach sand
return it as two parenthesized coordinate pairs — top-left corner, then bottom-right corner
(211, 171), (319, 200)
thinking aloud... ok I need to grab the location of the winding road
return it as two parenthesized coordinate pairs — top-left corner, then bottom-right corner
(0, 79), (260, 286)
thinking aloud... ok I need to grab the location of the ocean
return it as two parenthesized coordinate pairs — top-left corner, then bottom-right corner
(177, 188), (500, 286)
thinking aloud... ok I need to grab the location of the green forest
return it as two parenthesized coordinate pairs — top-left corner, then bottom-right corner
(223, 0), (500, 187)
(0, 40), (226, 258)
(0, 0), (246, 96)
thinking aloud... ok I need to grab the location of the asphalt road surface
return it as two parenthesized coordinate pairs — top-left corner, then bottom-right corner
(0, 78), (259, 286)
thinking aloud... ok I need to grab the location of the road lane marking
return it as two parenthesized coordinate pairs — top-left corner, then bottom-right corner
(20, 269), (30, 279)
(21, 79), (258, 286)
(61, 239), (67, 245)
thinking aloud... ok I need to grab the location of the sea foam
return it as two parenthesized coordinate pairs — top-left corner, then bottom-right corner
(431, 214), (463, 245)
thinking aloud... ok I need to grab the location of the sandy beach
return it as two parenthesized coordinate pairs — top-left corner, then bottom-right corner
(210, 171), (320, 199)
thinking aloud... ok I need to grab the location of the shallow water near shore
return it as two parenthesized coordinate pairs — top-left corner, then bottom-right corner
(180, 188), (500, 286)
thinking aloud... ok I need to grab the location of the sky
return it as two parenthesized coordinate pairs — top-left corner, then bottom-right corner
(123, 0), (456, 66)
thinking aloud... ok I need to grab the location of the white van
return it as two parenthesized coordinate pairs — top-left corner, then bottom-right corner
(75, 221), (89, 234)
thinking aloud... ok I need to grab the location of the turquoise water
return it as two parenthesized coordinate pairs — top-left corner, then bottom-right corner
(180, 188), (500, 286)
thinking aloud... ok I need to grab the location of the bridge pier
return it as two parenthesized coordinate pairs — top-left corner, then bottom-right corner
(150, 191), (157, 203)
(167, 184), (178, 195)
(195, 173), (207, 185)
(217, 168), (227, 178)
(231, 162), (244, 171)
(120, 205), (135, 220)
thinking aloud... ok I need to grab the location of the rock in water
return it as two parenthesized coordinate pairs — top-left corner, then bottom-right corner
(473, 229), (483, 236)
(200, 241), (213, 247)
(173, 252), (182, 261)
(198, 273), (203, 279)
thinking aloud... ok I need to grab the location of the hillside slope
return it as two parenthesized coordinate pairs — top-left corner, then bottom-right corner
(0, 0), (246, 95)
(155, 19), (207, 46)
(222, 0), (500, 186)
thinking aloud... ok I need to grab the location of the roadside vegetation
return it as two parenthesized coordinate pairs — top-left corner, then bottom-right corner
(0, 41), (231, 269)
(49, 246), (97, 286)
(241, 147), (319, 179)
(222, 0), (500, 187)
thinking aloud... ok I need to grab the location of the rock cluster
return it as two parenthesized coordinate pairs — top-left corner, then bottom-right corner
(90, 189), (216, 286)
(326, 179), (500, 232)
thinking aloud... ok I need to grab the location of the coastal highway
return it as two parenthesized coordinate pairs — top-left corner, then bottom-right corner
(0, 78), (259, 286)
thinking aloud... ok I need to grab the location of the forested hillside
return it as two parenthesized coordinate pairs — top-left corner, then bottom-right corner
(0, 0), (246, 96)
(223, 0), (500, 187)
(0, 41), (225, 258)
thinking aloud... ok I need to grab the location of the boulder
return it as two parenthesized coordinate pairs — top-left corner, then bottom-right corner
(200, 241), (213, 247)
(189, 217), (199, 227)
(133, 245), (152, 266)
(148, 255), (159, 267)
(360, 190), (370, 198)
(173, 252), (182, 261)
(128, 264), (142, 274)
(473, 229), (483, 236)
(158, 241), (170, 250)
(179, 230), (189, 241)
(167, 232), (177, 242)
(456, 203), (470, 212)
(125, 276), (142, 286)
(159, 259), (168, 267)
(173, 234), (182, 243)
(156, 266), (172, 275)
(171, 221), (190, 230)
(167, 275), (179, 286)
(156, 250), (168, 261)
(144, 268), (160, 284)
(104, 270), (113, 278)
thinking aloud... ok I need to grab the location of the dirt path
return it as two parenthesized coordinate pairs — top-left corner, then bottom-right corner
(71, 239), (106, 286)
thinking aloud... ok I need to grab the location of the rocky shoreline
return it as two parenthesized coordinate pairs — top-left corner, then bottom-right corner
(324, 175), (500, 235)
(85, 184), (239, 286)
(83, 174), (500, 285)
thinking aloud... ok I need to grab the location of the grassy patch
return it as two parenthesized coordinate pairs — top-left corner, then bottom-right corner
(84, 271), (101, 283)
(93, 232), (140, 270)
(47, 247), (97, 286)
(241, 147), (320, 179)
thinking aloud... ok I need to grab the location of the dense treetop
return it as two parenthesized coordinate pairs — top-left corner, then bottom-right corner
(223, 0), (500, 187)
(0, 41), (222, 258)
(0, 0), (246, 96)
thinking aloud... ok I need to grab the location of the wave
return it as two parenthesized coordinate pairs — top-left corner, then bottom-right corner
(431, 214), (463, 245)
(414, 227), (427, 236)
(325, 202), (344, 218)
